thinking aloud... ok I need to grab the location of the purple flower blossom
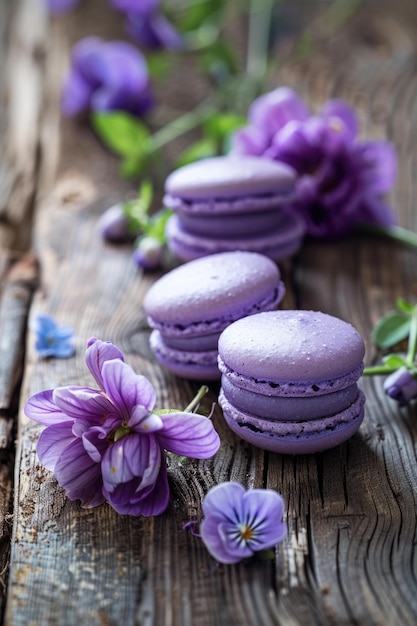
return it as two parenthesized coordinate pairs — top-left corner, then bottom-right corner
(98, 203), (138, 243)
(31, 314), (75, 359)
(25, 338), (220, 516)
(110, 0), (182, 50)
(232, 87), (397, 238)
(110, 0), (160, 14)
(383, 367), (417, 405)
(62, 37), (154, 118)
(200, 482), (287, 564)
(42, 0), (80, 14)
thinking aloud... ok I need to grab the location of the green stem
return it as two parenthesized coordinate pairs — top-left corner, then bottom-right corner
(246, 0), (274, 81)
(363, 365), (398, 376)
(406, 305), (417, 366)
(357, 223), (417, 251)
(184, 385), (209, 413)
(150, 102), (218, 151)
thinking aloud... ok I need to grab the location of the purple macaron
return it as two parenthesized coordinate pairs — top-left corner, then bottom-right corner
(218, 310), (366, 454)
(163, 155), (305, 262)
(143, 251), (285, 380)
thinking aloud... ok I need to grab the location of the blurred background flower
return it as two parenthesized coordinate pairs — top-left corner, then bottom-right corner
(62, 37), (154, 117)
(232, 87), (397, 239)
(30, 314), (75, 359)
(42, 0), (81, 14)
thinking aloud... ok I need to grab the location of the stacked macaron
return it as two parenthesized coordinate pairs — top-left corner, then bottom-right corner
(163, 155), (305, 262)
(218, 310), (366, 454)
(143, 251), (285, 380)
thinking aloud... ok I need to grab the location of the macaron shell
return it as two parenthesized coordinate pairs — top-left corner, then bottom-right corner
(166, 212), (305, 263)
(144, 251), (283, 333)
(219, 388), (365, 454)
(150, 330), (220, 380)
(164, 191), (294, 216)
(164, 156), (296, 200)
(218, 310), (365, 384)
(220, 376), (360, 420)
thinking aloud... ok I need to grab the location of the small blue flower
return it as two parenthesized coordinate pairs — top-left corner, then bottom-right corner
(200, 482), (287, 564)
(31, 314), (75, 359)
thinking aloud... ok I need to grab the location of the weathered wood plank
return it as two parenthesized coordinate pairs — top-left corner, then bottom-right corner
(4, 0), (417, 625)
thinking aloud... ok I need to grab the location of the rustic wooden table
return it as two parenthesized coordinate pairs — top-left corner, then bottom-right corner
(1, 0), (417, 624)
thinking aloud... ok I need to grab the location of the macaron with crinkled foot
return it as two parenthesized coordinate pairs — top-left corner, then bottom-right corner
(218, 310), (366, 454)
(163, 155), (305, 262)
(143, 251), (285, 380)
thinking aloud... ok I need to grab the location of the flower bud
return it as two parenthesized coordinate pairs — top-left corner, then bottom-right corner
(383, 367), (417, 404)
(98, 204), (137, 243)
(133, 236), (163, 271)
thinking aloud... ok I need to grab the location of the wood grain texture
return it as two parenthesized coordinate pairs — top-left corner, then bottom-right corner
(3, 0), (417, 624)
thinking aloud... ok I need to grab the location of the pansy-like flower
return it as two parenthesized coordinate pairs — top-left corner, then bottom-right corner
(383, 367), (417, 405)
(200, 482), (287, 564)
(62, 37), (154, 118)
(31, 314), (75, 359)
(110, 0), (183, 50)
(232, 87), (397, 238)
(25, 338), (220, 516)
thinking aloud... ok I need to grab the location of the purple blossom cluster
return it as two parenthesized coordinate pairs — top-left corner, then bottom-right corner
(383, 367), (417, 405)
(62, 37), (154, 118)
(25, 338), (220, 516)
(232, 87), (397, 238)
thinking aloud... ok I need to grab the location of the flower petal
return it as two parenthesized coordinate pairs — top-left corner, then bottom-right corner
(82, 426), (109, 463)
(101, 359), (156, 417)
(101, 433), (161, 492)
(356, 140), (397, 195)
(54, 438), (105, 508)
(200, 516), (243, 564)
(24, 390), (70, 425)
(321, 99), (358, 142)
(157, 412), (220, 458)
(105, 459), (170, 517)
(37, 422), (77, 471)
(242, 490), (287, 549)
(85, 338), (125, 391)
(231, 125), (270, 157)
(129, 406), (163, 432)
(248, 87), (310, 138)
(201, 482), (245, 522)
(53, 386), (113, 422)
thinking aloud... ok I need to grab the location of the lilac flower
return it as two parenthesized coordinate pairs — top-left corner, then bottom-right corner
(133, 236), (164, 271)
(383, 367), (417, 405)
(31, 314), (75, 359)
(25, 338), (220, 516)
(62, 37), (154, 118)
(232, 87), (397, 238)
(42, 0), (81, 14)
(110, 0), (183, 50)
(200, 482), (287, 564)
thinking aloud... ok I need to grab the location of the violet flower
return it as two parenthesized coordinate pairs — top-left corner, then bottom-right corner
(62, 37), (154, 118)
(383, 367), (417, 405)
(42, 0), (80, 14)
(232, 87), (397, 238)
(31, 314), (75, 359)
(110, 0), (183, 50)
(25, 338), (220, 516)
(200, 482), (287, 564)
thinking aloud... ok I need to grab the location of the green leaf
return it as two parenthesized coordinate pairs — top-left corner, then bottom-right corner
(203, 112), (247, 140)
(120, 152), (150, 178)
(176, 138), (217, 167)
(124, 180), (154, 230)
(372, 312), (411, 349)
(176, 0), (223, 32)
(144, 209), (173, 243)
(396, 297), (414, 314)
(382, 354), (407, 369)
(201, 39), (238, 80)
(92, 111), (150, 158)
